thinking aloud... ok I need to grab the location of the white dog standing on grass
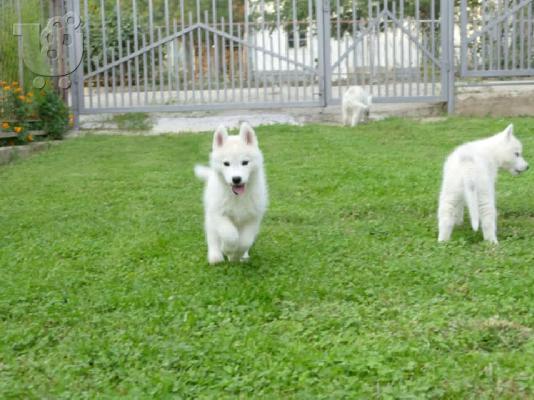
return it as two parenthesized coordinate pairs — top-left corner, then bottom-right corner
(438, 124), (529, 244)
(342, 86), (373, 127)
(195, 123), (268, 264)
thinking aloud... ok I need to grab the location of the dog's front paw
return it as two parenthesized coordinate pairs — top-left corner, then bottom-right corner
(240, 251), (250, 263)
(208, 251), (224, 265)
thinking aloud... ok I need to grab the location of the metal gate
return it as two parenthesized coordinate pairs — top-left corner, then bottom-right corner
(71, 0), (453, 115)
(460, 0), (534, 77)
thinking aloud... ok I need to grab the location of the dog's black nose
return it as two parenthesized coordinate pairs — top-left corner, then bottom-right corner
(232, 176), (242, 184)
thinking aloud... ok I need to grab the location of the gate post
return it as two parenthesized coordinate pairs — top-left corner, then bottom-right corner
(66, 0), (84, 130)
(441, 0), (455, 114)
(317, 0), (331, 107)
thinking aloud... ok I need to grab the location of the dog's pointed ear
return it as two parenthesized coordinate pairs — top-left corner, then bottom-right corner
(503, 123), (514, 140)
(239, 122), (257, 146)
(213, 125), (228, 149)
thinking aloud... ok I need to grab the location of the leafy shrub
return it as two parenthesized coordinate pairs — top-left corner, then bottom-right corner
(35, 87), (71, 140)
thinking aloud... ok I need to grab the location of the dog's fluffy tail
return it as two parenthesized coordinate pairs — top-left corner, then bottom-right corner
(463, 178), (479, 231)
(194, 165), (212, 181)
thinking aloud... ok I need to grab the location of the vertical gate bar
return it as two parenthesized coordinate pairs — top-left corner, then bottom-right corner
(492, 0), (497, 70)
(173, 19), (181, 103)
(116, 0), (125, 107)
(460, 0), (468, 75)
(375, 4), (381, 97)
(100, 0), (109, 107)
(196, 0), (204, 104)
(158, 28), (165, 102)
(95, 59), (101, 108)
(496, 0), (501, 70)
(15, 0), (23, 88)
(269, 30), (275, 101)
(127, 40), (133, 106)
(142, 34), (149, 105)
(111, 48), (117, 107)
(335, 0), (341, 99)
(132, 0), (140, 105)
(392, 1), (397, 96)
(292, 0), (299, 101)
(441, 0), (454, 113)
(83, 0), (93, 109)
(480, 0), (488, 70)
(512, 2), (517, 70)
(400, 0), (405, 96)
(473, 3), (479, 71)
(228, 0), (236, 101)
(189, 12), (196, 102)
(213, 0), (220, 102)
(205, 11), (212, 103)
(430, 0), (435, 96)
(256, 16), (263, 100)
(316, 0), (326, 105)
(351, 0), (358, 88)
(71, 0), (84, 126)
(519, 4), (524, 69)
(423, 34), (428, 95)
(504, 0), (509, 69)
(221, 17), (228, 102)
(245, 0), (252, 102)
(276, 0), (284, 102)
(528, 0), (532, 69)
(368, 0), (374, 96)
(238, 24), (244, 102)
(262, 0), (268, 101)
(164, 0), (171, 99)
(384, 0), (389, 97)
(324, 0), (332, 105)
(148, 0), (157, 100)
(414, 0), (420, 96)
(308, 0), (315, 101)
(181, 0), (188, 102)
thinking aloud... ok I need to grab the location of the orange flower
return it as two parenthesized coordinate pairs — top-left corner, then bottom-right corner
(3, 86), (11, 91)
(18, 95), (26, 101)
(14, 127), (22, 134)
(2, 122), (9, 129)
(27, 134), (33, 142)
(14, 87), (23, 93)
(12, 81), (18, 86)
(28, 92), (34, 97)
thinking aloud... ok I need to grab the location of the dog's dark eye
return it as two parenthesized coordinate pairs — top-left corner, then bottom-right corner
(242, 161), (249, 166)
(223, 161), (230, 167)
(515, 152), (520, 157)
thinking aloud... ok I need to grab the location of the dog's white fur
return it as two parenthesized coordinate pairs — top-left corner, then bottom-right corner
(342, 86), (373, 127)
(195, 123), (268, 264)
(438, 124), (529, 244)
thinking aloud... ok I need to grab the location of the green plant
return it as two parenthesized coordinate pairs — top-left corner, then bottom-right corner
(0, 81), (37, 145)
(35, 86), (70, 140)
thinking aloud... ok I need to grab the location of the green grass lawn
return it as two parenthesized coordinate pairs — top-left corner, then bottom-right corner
(1, 118), (533, 398)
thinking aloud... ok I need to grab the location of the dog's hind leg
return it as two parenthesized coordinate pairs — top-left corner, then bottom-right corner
(454, 202), (465, 226)
(438, 191), (460, 242)
(351, 107), (362, 127)
(479, 190), (498, 244)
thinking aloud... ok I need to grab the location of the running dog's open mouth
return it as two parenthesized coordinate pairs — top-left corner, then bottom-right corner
(232, 184), (246, 195)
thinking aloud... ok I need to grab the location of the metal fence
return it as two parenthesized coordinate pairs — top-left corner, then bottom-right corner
(3, 0), (534, 120)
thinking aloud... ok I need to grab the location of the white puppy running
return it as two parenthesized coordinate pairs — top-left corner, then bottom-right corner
(195, 122), (268, 264)
(438, 124), (529, 244)
(342, 86), (373, 127)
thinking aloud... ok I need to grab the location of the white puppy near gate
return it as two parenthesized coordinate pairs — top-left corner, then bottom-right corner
(195, 123), (268, 264)
(342, 86), (373, 127)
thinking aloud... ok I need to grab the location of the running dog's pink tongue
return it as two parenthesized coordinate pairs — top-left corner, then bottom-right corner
(232, 184), (246, 195)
